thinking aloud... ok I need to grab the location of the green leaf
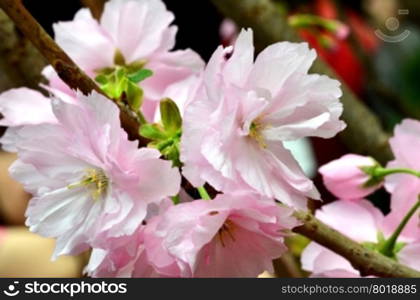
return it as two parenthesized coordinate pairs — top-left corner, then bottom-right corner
(160, 98), (182, 133)
(95, 74), (109, 85)
(125, 81), (144, 111)
(139, 124), (168, 141)
(115, 67), (127, 82)
(128, 69), (153, 83)
(127, 60), (147, 72)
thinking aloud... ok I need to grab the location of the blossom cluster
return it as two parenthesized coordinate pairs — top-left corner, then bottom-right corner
(1, 0), (417, 278)
(303, 119), (420, 277)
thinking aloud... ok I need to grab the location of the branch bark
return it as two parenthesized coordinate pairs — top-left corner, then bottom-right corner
(211, 0), (393, 164)
(0, 0), (142, 141)
(293, 210), (420, 278)
(0, 9), (46, 91)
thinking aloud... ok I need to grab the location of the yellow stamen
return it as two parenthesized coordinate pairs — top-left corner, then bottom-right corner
(68, 168), (108, 201)
(218, 220), (236, 247)
(249, 119), (267, 149)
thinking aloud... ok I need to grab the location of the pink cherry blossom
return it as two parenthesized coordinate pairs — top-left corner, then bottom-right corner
(181, 29), (345, 209)
(0, 88), (57, 152)
(383, 119), (420, 240)
(85, 197), (177, 278)
(301, 200), (420, 277)
(46, 0), (204, 120)
(85, 229), (160, 278)
(9, 91), (181, 259)
(319, 154), (382, 200)
(141, 192), (298, 277)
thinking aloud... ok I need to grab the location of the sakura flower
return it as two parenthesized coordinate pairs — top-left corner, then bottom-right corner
(9, 91), (180, 259)
(86, 197), (177, 278)
(301, 200), (420, 277)
(319, 154), (382, 200)
(0, 88), (57, 152)
(86, 242), (139, 278)
(142, 192), (299, 277)
(48, 0), (204, 120)
(85, 229), (159, 278)
(181, 29), (346, 209)
(383, 119), (420, 240)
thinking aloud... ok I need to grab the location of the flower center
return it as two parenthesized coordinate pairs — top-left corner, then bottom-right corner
(218, 220), (236, 247)
(68, 168), (109, 201)
(249, 119), (267, 149)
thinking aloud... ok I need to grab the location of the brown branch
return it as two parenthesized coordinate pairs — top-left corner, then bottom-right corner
(0, 9), (46, 91)
(293, 210), (420, 278)
(211, 0), (393, 164)
(273, 252), (304, 278)
(0, 0), (142, 141)
(80, 0), (107, 20)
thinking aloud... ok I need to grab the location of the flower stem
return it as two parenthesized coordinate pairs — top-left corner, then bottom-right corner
(288, 14), (346, 36)
(197, 186), (211, 200)
(379, 196), (420, 257)
(374, 168), (420, 178)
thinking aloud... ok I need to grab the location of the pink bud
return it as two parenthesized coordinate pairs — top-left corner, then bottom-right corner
(319, 154), (382, 200)
(219, 18), (238, 46)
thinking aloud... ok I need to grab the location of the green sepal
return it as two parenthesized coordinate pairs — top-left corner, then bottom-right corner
(139, 123), (168, 141)
(125, 80), (144, 111)
(128, 69), (153, 83)
(360, 161), (384, 188)
(94, 74), (108, 85)
(160, 141), (181, 167)
(114, 49), (126, 66)
(171, 195), (180, 205)
(160, 98), (182, 133)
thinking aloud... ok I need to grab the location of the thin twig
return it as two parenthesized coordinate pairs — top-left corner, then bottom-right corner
(293, 210), (420, 278)
(211, 0), (393, 164)
(0, 0), (142, 141)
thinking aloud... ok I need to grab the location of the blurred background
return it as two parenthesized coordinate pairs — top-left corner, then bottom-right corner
(0, 0), (419, 277)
